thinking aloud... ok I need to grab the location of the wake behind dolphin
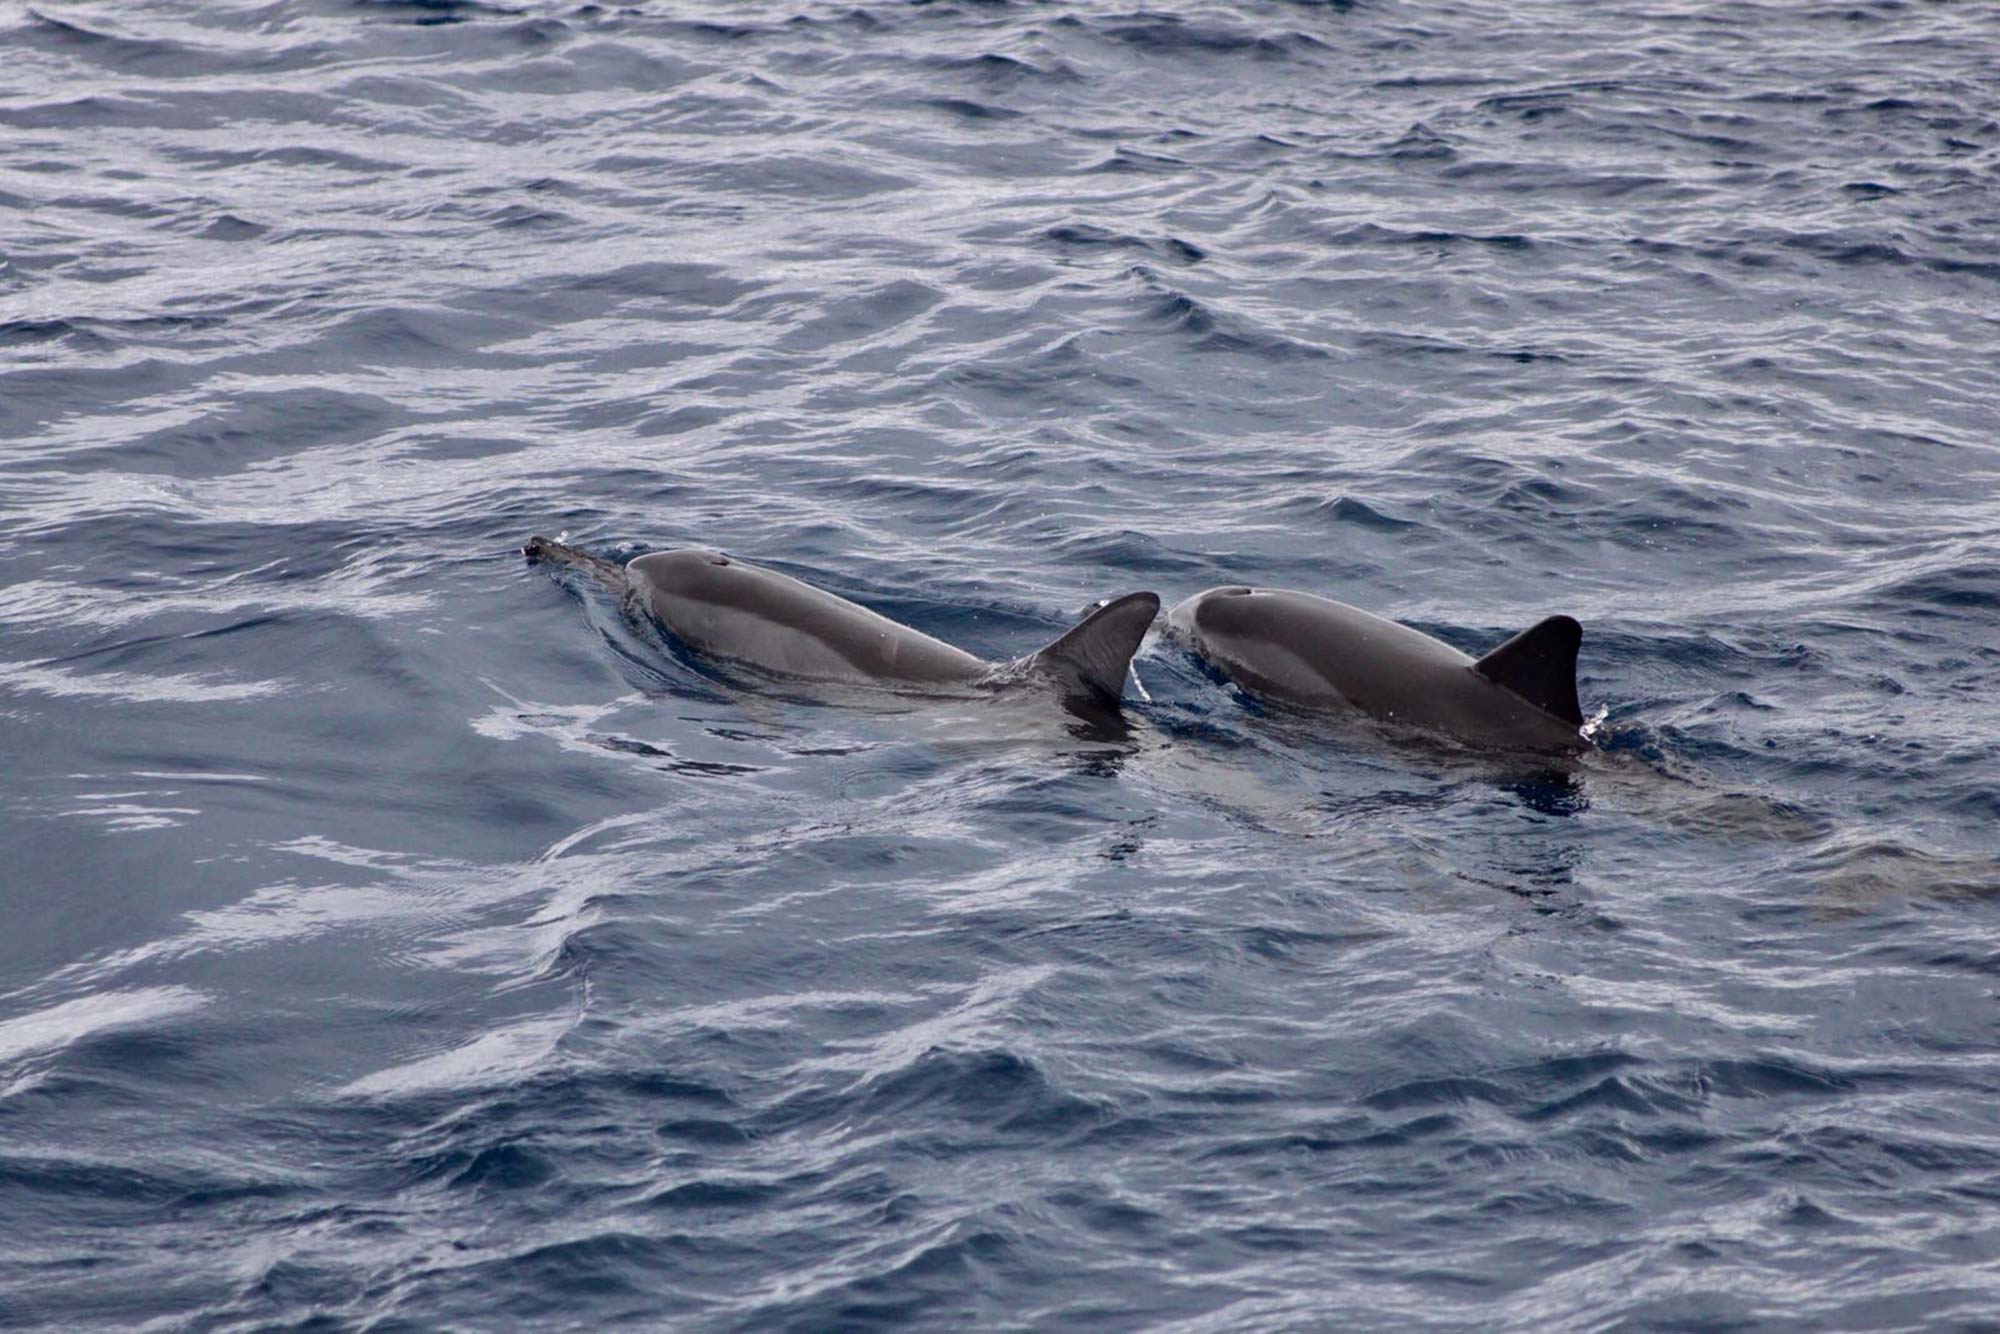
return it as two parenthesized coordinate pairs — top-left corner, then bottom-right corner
(525, 537), (1159, 713)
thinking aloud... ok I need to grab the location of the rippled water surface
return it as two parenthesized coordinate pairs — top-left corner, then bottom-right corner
(5, 0), (2000, 1327)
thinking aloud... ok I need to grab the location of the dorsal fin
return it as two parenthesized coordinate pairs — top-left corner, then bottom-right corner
(1471, 615), (1583, 725)
(1022, 592), (1160, 706)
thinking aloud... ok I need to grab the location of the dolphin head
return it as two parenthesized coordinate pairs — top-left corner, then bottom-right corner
(1167, 586), (1252, 643)
(626, 548), (736, 623)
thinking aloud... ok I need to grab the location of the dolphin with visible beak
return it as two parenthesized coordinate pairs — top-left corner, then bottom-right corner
(1168, 585), (1588, 753)
(526, 537), (1158, 712)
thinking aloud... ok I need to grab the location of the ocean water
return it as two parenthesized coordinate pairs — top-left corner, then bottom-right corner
(4, 0), (1999, 1327)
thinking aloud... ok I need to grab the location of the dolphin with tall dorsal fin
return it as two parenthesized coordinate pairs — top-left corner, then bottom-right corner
(525, 537), (1159, 712)
(1167, 585), (1589, 753)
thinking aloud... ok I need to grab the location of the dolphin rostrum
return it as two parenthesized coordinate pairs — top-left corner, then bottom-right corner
(1167, 585), (1588, 753)
(526, 537), (1159, 711)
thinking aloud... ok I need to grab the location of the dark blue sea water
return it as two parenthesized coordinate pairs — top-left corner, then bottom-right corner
(5, 1), (2000, 1327)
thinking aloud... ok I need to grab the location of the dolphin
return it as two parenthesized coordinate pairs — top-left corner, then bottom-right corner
(1167, 585), (1588, 753)
(525, 537), (1159, 711)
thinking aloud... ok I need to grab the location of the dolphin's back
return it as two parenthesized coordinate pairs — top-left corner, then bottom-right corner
(1169, 586), (1585, 752)
(627, 550), (990, 686)
(1175, 587), (1467, 705)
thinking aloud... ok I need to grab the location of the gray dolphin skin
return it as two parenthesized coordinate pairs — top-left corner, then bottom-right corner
(1168, 585), (1589, 753)
(525, 537), (1159, 710)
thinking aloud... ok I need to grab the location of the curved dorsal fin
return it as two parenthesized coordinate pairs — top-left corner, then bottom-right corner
(1023, 591), (1161, 705)
(1472, 614), (1583, 725)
